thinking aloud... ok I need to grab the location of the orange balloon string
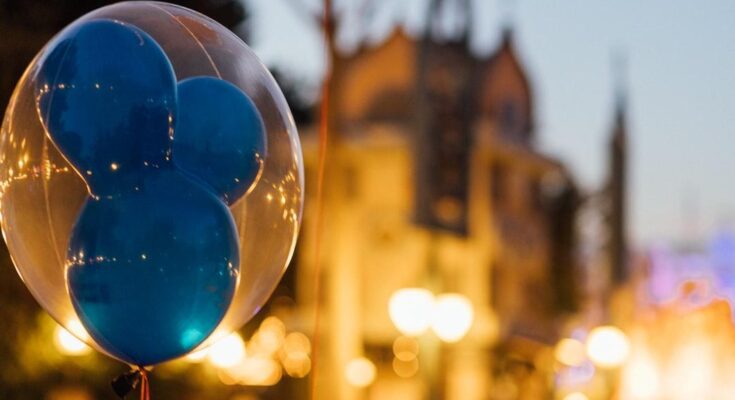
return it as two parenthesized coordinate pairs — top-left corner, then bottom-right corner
(309, 0), (332, 399)
(139, 368), (150, 400)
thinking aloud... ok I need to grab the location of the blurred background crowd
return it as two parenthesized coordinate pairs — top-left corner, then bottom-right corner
(1, 0), (734, 399)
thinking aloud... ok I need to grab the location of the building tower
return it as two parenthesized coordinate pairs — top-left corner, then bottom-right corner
(608, 62), (629, 284)
(414, 0), (474, 234)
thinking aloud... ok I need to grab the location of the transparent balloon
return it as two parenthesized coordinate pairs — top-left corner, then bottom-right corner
(0, 1), (302, 364)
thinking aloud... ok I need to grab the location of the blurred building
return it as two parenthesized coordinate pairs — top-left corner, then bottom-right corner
(294, 16), (582, 400)
(0, 1), (637, 399)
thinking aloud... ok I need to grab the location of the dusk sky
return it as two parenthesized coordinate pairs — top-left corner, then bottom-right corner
(244, 0), (735, 247)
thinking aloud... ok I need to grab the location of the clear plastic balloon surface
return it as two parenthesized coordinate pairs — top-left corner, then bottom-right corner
(0, 2), (303, 366)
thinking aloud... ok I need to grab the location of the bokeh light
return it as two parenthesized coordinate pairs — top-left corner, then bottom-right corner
(555, 338), (587, 367)
(283, 332), (311, 356)
(208, 333), (246, 368)
(431, 293), (474, 343)
(393, 336), (419, 361)
(586, 326), (630, 368)
(622, 351), (659, 399)
(222, 356), (282, 386)
(344, 357), (376, 388)
(184, 348), (209, 363)
(54, 323), (91, 356)
(281, 331), (312, 378)
(250, 317), (286, 357)
(563, 392), (589, 400)
(392, 357), (419, 378)
(389, 288), (435, 336)
(282, 351), (311, 378)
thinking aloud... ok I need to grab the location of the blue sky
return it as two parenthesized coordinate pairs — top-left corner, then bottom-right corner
(244, 0), (735, 247)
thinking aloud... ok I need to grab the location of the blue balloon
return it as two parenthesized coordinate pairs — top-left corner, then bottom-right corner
(35, 19), (177, 196)
(174, 76), (266, 205)
(67, 169), (238, 366)
(32, 19), (267, 366)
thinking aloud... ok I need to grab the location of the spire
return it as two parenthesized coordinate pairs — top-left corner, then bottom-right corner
(500, 24), (514, 47)
(612, 50), (628, 145)
(608, 50), (629, 285)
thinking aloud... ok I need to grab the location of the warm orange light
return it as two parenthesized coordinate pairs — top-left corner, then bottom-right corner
(431, 293), (474, 343)
(345, 357), (376, 388)
(555, 338), (586, 366)
(622, 351), (659, 399)
(54, 324), (91, 356)
(223, 356), (282, 386)
(282, 351), (311, 378)
(393, 336), (419, 361)
(250, 317), (286, 356)
(586, 326), (630, 368)
(393, 356), (419, 378)
(185, 348), (209, 363)
(281, 331), (312, 378)
(389, 288), (435, 336)
(563, 392), (589, 400)
(208, 333), (246, 368)
(283, 332), (311, 356)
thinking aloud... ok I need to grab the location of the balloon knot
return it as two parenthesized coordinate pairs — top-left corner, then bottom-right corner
(111, 367), (150, 399)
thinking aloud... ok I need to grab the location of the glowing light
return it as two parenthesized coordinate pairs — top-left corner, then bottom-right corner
(388, 288), (435, 336)
(223, 356), (282, 386)
(563, 392), (589, 400)
(54, 323), (91, 356)
(110, 162), (119, 171)
(392, 357), (419, 378)
(283, 332), (311, 356)
(281, 331), (312, 378)
(622, 352), (659, 399)
(185, 348), (209, 363)
(431, 293), (474, 342)
(344, 357), (376, 388)
(555, 338), (587, 366)
(208, 333), (246, 368)
(667, 342), (713, 399)
(393, 336), (419, 361)
(66, 319), (90, 341)
(251, 317), (285, 356)
(282, 351), (311, 378)
(586, 326), (630, 368)
(217, 369), (239, 386)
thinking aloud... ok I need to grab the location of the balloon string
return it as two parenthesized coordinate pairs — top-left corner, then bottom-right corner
(139, 368), (150, 400)
(310, 0), (332, 399)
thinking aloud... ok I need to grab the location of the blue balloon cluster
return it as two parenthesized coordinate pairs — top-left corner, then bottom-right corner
(35, 19), (266, 366)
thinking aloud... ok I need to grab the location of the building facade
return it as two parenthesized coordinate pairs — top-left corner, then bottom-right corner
(294, 26), (581, 400)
